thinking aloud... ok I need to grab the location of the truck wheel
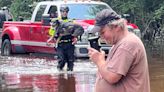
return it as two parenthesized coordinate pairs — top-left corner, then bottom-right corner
(1, 39), (12, 56)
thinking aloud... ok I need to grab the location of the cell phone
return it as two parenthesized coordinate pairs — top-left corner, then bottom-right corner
(88, 37), (100, 51)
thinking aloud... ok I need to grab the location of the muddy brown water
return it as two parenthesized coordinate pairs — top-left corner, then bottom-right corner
(149, 58), (164, 92)
(0, 49), (164, 92)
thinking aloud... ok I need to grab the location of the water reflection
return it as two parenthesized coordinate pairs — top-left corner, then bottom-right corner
(33, 74), (58, 92)
(0, 73), (95, 92)
(58, 74), (75, 92)
(0, 54), (97, 92)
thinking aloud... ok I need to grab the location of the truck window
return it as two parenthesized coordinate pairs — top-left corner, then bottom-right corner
(65, 4), (110, 20)
(35, 5), (47, 22)
(48, 6), (58, 18)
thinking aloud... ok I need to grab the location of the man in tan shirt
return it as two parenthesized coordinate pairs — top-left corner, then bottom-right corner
(88, 9), (150, 92)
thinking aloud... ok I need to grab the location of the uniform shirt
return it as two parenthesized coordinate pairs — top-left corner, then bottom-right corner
(95, 33), (150, 92)
(48, 26), (56, 36)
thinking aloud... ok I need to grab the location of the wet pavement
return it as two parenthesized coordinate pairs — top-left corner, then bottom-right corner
(0, 51), (164, 92)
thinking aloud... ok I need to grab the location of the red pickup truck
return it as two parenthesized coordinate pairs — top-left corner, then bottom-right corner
(0, 0), (112, 57)
(0, 0), (141, 57)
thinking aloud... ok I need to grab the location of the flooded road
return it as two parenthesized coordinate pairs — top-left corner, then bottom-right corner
(0, 54), (96, 92)
(0, 51), (164, 92)
(149, 58), (164, 92)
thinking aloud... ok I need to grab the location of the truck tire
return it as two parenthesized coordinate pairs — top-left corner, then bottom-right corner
(1, 39), (12, 56)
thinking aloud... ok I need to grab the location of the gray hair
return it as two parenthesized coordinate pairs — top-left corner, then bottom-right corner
(107, 18), (127, 30)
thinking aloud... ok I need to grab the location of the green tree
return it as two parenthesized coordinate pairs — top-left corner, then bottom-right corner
(10, 0), (33, 20)
(0, 0), (13, 8)
(102, 0), (164, 39)
(9, 0), (46, 20)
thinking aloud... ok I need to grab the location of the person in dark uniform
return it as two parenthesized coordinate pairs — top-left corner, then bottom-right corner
(47, 18), (84, 71)
(0, 10), (6, 28)
(1, 7), (13, 21)
(47, 5), (84, 71)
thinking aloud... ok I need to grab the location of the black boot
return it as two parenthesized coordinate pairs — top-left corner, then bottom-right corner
(57, 64), (63, 71)
(67, 68), (73, 71)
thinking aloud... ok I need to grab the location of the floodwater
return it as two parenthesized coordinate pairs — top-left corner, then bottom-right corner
(0, 49), (164, 92)
(148, 58), (164, 92)
(0, 54), (97, 92)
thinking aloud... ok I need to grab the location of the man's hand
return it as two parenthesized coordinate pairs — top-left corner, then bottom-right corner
(88, 47), (106, 65)
(72, 37), (78, 45)
(46, 36), (54, 46)
(46, 39), (52, 46)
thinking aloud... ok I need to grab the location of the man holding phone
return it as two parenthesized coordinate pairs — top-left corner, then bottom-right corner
(88, 9), (150, 92)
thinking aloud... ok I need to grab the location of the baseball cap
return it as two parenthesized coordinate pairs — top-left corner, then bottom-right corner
(91, 9), (121, 33)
